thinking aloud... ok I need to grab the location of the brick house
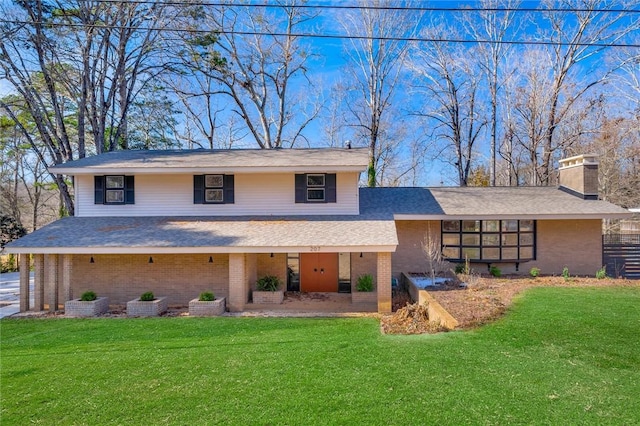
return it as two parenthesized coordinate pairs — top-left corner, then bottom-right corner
(5, 149), (631, 314)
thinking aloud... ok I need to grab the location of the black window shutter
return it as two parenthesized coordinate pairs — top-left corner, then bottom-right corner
(124, 176), (135, 204)
(224, 175), (234, 204)
(325, 173), (337, 203)
(295, 174), (306, 203)
(194, 175), (204, 204)
(94, 176), (105, 204)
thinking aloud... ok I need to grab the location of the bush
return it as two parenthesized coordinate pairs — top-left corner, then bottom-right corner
(356, 274), (374, 292)
(79, 291), (97, 302)
(199, 291), (215, 301)
(454, 264), (465, 274)
(139, 291), (155, 301)
(562, 267), (570, 281)
(529, 267), (540, 278)
(595, 267), (607, 280)
(489, 266), (501, 277)
(256, 275), (280, 292)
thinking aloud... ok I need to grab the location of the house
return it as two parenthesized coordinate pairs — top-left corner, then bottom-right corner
(5, 149), (631, 314)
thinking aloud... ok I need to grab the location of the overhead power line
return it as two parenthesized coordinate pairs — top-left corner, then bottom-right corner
(3, 19), (640, 48)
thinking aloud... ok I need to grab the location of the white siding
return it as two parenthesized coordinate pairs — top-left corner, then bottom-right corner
(76, 172), (360, 217)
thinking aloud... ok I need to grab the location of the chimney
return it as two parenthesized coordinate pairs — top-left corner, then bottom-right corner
(558, 154), (599, 200)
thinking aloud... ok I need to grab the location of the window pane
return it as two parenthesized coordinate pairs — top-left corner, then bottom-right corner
(520, 247), (534, 259)
(105, 189), (124, 203)
(502, 247), (518, 259)
(307, 174), (325, 187)
(520, 220), (534, 232)
(520, 233), (534, 246)
(442, 234), (460, 246)
(442, 220), (460, 232)
(483, 220), (500, 232)
(482, 248), (500, 260)
(106, 176), (124, 189)
(461, 247), (480, 259)
(502, 220), (518, 232)
(442, 247), (460, 259)
(482, 234), (500, 246)
(462, 220), (480, 232)
(462, 234), (480, 245)
(307, 189), (325, 200)
(205, 189), (223, 202)
(502, 234), (518, 246)
(205, 175), (223, 188)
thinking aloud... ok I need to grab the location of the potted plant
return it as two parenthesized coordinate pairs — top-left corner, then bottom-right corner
(352, 274), (377, 304)
(65, 290), (110, 317)
(189, 291), (226, 316)
(126, 291), (168, 317)
(252, 275), (284, 304)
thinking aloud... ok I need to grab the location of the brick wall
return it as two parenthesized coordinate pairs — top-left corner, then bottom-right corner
(393, 220), (439, 278)
(70, 253), (230, 305)
(350, 252), (377, 292)
(377, 252), (392, 313)
(255, 253), (287, 290)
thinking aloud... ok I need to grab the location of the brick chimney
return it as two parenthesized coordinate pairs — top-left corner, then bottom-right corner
(558, 154), (599, 200)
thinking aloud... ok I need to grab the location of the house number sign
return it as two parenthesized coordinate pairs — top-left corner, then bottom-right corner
(309, 246), (321, 252)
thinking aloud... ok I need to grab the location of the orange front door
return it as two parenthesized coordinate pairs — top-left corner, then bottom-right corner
(300, 253), (338, 292)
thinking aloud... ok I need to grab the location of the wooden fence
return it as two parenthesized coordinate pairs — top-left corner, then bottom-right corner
(603, 234), (640, 279)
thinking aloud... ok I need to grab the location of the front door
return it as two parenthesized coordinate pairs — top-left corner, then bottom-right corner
(300, 253), (338, 292)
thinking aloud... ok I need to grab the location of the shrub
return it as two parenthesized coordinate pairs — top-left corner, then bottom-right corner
(595, 267), (607, 280)
(356, 274), (374, 292)
(199, 291), (215, 301)
(139, 291), (155, 301)
(529, 267), (540, 278)
(562, 267), (570, 281)
(489, 266), (501, 277)
(256, 275), (280, 292)
(454, 264), (465, 274)
(79, 291), (97, 302)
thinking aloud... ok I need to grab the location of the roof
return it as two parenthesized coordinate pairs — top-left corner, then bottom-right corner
(5, 216), (398, 254)
(50, 148), (369, 175)
(360, 187), (632, 219)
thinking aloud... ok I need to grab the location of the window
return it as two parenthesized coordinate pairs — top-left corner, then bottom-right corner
(295, 173), (336, 203)
(441, 219), (536, 262)
(94, 176), (134, 205)
(194, 175), (234, 204)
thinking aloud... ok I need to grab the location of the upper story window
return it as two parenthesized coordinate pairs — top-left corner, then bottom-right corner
(94, 175), (135, 205)
(441, 219), (535, 262)
(193, 175), (234, 204)
(295, 173), (336, 203)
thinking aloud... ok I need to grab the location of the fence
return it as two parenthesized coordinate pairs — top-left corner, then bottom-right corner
(602, 234), (640, 279)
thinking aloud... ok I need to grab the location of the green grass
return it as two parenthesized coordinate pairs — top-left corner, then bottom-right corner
(2, 286), (639, 425)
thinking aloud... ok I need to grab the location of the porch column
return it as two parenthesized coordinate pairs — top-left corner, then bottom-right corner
(45, 254), (59, 312)
(61, 254), (73, 303)
(228, 253), (248, 312)
(19, 254), (30, 312)
(377, 252), (392, 313)
(34, 254), (45, 311)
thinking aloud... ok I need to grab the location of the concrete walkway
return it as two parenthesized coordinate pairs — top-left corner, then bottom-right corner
(0, 272), (34, 319)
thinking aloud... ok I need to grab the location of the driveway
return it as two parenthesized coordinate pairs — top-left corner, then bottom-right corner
(0, 272), (33, 319)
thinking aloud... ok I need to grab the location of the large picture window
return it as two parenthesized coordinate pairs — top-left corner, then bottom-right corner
(441, 220), (535, 261)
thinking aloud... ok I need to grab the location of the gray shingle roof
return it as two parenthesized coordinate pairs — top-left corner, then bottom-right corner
(50, 148), (369, 174)
(6, 216), (398, 253)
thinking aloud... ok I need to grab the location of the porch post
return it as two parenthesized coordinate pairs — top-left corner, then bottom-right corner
(376, 252), (392, 313)
(45, 254), (59, 312)
(62, 254), (73, 303)
(19, 254), (30, 312)
(228, 253), (248, 312)
(34, 254), (45, 311)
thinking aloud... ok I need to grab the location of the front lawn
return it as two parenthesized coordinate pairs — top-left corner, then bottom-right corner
(2, 286), (639, 425)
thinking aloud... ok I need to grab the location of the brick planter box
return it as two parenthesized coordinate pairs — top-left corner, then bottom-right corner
(252, 290), (284, 304)
(126, 297), (168, 317)
(65, 297), (110, 317)
(189, 297), (226, 316)
(351, 291), (377, 305)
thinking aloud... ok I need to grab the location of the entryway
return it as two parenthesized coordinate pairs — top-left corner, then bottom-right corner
(300, 253), (338, 292)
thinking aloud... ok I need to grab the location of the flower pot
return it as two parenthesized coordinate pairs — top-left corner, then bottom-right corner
(252, 290), (284, 304)
(65, 297), (109, 317)
(126, 296), (168, 317)
(189, 297), (226, 316)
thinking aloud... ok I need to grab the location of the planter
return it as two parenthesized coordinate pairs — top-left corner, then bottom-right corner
(252, 290), (284, 304)
(126, 296), (168, 317)
(65, 297), (109, 317)
(351, 291), (377, 305)
(189, 297), (226, 316)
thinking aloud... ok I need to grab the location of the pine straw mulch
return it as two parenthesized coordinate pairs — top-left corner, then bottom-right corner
(380, 275), (640, 335)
